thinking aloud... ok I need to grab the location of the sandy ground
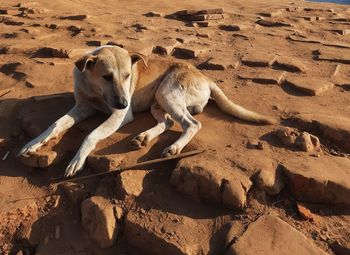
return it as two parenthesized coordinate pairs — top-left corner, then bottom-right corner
(1, 0), (350, 254)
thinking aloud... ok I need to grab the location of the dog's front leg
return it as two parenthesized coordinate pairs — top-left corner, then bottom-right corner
(18, 103), (95, 156)
(64, 107), (133, 177)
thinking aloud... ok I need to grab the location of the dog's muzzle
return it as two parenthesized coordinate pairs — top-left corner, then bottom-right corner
(114, 96), (128, 109)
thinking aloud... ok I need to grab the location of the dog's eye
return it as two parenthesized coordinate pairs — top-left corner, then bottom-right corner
(124, 73), (130, 80)
(103, 73), (113, 82)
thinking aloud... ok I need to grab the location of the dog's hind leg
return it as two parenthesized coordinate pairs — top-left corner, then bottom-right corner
(18, 103), (95, 156)
(156, 81), (202, 157)
(130, 102), (174, 149)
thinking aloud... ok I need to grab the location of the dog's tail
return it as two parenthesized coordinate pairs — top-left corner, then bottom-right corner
(209, 82), (278, 124)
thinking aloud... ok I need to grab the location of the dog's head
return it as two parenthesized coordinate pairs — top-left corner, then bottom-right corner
(75, 46), (147, 110)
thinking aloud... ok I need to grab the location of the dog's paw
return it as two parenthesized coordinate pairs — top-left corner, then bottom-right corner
(64, 154), (86, 178)
(161, 145), (181, 157)
(18, 140), (44, 157)
(130, 133), (149, 149)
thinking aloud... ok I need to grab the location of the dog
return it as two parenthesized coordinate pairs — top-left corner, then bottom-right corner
(18, 45), (277, 177)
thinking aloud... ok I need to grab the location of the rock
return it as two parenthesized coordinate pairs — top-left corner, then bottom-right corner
(171, 153), (252, 209)
(256, 18), (291, 27)
(67, 25), (83, 32)
(330, 241), (350, 255)
(81, 196), (119, 248)
(125, 209), (210, 255)
(274, 127), (299, 146)
(295, 132), (320, 152)
(87, 153), (123, 173)
(195, 32), (211, 38)
(154, 39), (180, 55)
(183, 13), (224, 22)
(258, 10), (284, 17)
(284, 76), (334, 96)
(246, 139), (264, 150)
(281, 155), (350, 205)
(255, 165), (285, 195)
(173, 8), (224, 21)
(174, 46), (209, 59)
(115, 170), (148, 199)
(144, 11), (163, 17)
(60, 182), (89, 204)
(272, 56), (306, 72)
(86, 40), (107, 47)
(219, 24), (240, 31)
(331, 29), (350, 35)
(19, 150), (59, 168)
(229, 214), (328, 255)
(176, 36), (197, 44)
(238, 69), (285, 84)
(241, 51), (277, 67)
(32, 47), (89, 59)
(199, 57), (239, 70)
(314, 48), (350, 64)
(296, 203), (316, 221)
(191, 20), (223, 27)
(59, 14), (88, 20)
(290, 114), (350, 153)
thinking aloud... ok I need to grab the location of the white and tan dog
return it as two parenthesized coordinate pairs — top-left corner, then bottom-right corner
(18, 45), (277, 177)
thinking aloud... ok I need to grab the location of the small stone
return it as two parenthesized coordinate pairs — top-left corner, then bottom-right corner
(256, 18), (291, 27)
(196, 32), (211, 38)
(191, 20), (222, 27)
(115, 170), (148, 199)
(219, 24), (241, 31)
(238, 69), (285, 84)
(19, 150), (59, 168)
(241, 51), (277, 67)
(59, 14), (88, 20)
(81, 196), (119, 248)
(274, 127), (299, 147)
(176, 36), (197, 43)
(258, 10), (283, 17)
(285, 76), (334, 96)
(144, 11), (163, 17)
(295, 132), (320, 152)
(296, 203), (316, 221)
(87, 154), (123, 173)
(67, 25), (83, 32)
(246, 139), (264, 150)
(154, 39), (180, 55)
(272, 56), (306, 72)
(174, 46), (209, 58)
(255, 166), (285, 195)
(199, 57), (239, 70)
(331, 29), (350, 36)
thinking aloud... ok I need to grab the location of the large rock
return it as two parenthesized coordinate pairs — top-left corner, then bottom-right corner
(125, 209), (210, 255)
(81, 196), (119, 248)
(281, 155), (350, 205)
(171, 153), (252, 209)
(238, 69), (285, 84)
(228, 214), (328, 255)
(241, 51), (276, 67)
(290, 113), (350, 153)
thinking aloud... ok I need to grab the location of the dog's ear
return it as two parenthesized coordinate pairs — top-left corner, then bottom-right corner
(130, 52), (148, 68)
(75, 54), (98, 72)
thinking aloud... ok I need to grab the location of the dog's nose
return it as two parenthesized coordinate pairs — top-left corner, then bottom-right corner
(114, 96), (128, 109)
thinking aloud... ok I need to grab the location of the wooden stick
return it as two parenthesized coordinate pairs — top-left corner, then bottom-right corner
(52, 149), (205, 185)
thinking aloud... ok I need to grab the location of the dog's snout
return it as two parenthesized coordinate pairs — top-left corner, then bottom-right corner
(114, 96), (128, 109)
